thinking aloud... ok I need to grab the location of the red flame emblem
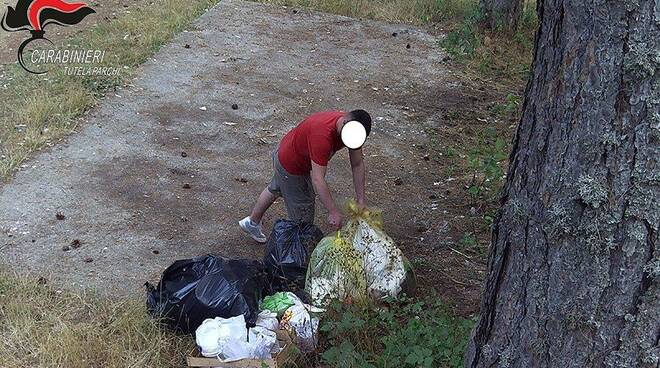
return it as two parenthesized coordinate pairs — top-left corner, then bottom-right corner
(28, 0), (89, 31)
(2, 0), (95, 73)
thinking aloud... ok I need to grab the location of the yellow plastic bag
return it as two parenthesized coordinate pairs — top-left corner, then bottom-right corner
(305, 232), (368, 305)
(306, 201), (415, 305)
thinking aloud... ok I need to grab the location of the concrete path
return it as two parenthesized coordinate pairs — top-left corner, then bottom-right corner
(0, 0), (448, 296)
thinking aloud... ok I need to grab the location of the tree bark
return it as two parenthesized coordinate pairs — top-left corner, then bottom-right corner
(465, 0), (659, 367)
(481, 0), (524, 30)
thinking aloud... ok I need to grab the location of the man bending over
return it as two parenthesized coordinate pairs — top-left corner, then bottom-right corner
(239, 109), (372, 243)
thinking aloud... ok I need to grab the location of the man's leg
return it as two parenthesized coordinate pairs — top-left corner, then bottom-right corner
(281, 174), (316, 224)
(240, 187), (274, 243)
(240, 150), (282, 243)
(249, 187), (277, 224)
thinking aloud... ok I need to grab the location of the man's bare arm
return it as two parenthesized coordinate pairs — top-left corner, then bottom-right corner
(349, 148), (366, 206)
(310, 161), (342, 228)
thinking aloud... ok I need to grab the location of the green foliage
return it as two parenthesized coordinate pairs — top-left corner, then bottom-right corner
(459, 232), (478, 248)
(459, 232), (486, 255)
(490, 93), (521, 118)
(520, 1), (538, 30)
(466, 127), (507, 200)
(440, 5), (483, 58)
(483, 208), (497, 227)
(440, 0), (537, 82)
(319, 296), (473, 368)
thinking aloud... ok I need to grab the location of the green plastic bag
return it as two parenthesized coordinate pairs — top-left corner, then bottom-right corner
(260, 292), (295, 316)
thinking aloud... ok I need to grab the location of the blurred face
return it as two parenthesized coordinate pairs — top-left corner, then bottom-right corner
(341, 120), (367, 149)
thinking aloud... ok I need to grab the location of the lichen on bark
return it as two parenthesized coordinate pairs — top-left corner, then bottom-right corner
(465, 1), (659, 367)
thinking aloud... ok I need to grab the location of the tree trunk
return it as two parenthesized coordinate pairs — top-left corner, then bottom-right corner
(465, 0), (659, 367)
(481, 0), (523, 30)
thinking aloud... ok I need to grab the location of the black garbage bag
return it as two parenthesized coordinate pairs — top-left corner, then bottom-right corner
(145, 255), (269, 334)
(263, 219), (323, 292)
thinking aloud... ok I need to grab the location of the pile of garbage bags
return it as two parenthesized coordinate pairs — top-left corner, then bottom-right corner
(145, 204), (414, 359)
(145, 256), (269, 333)
(306, 201), (416, 305)
(194, 292), (323, 362)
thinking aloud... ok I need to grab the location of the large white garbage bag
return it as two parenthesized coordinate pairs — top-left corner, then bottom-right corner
(195, 315), (247, 358)
(351, 219), (408, 300)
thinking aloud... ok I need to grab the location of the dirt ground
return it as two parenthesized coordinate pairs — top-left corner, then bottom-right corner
(0, 0), (487, 316)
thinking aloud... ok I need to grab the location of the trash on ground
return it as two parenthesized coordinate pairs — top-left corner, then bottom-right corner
(145, 255), (269, 333)
(264, 219), (323, 291)
(306, 232), (367, 304)
(193, 315), (281, 363)
(248, 326), (280, 355)
(306, 201), (416, 305)
(260, 292), (296, 317)
(255, 310), (279, 331)
(195, 315), (247, 357)
(188, 321), (294, 367)
(280, 295), (324, 352)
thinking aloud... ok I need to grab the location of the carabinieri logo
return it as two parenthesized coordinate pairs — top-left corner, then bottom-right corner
(2, 0), (95, 74)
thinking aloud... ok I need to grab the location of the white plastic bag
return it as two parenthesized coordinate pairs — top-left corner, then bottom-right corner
(352, 220), (408, 299)
(195, 318), (223, 357)
(305, 235), (367, 306)
(281, 304), (323, 352)
(195, 315), (247, 357)
(220, 326), (278, 361)
(220, 339), (253, 362)
(196, 313), (283, 362)
(255, 310), (279, 331)
(249, 326), (280, 356)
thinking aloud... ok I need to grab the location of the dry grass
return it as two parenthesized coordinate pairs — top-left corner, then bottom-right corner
(0, 271), (193, 367)
(0, 0), (220, 179)
(253, 0), (475, 24)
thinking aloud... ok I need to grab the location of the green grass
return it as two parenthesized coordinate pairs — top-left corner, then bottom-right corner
(0, 271), (193, 367)
(441, 0), (537, 80)
(317, 296), (474, 368)
(0, 0), (220, 179)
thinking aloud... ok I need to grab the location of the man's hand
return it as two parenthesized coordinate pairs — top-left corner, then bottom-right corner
(328, 210), (343, 230)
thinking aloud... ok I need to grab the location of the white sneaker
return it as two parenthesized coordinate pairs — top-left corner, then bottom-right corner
(239, 216), (267, 243)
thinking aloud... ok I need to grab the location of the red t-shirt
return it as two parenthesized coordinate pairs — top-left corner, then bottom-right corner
(278, 111), (345, 175)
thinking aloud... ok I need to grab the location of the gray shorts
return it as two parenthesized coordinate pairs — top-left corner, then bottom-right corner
(267, 150), (316, 224)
